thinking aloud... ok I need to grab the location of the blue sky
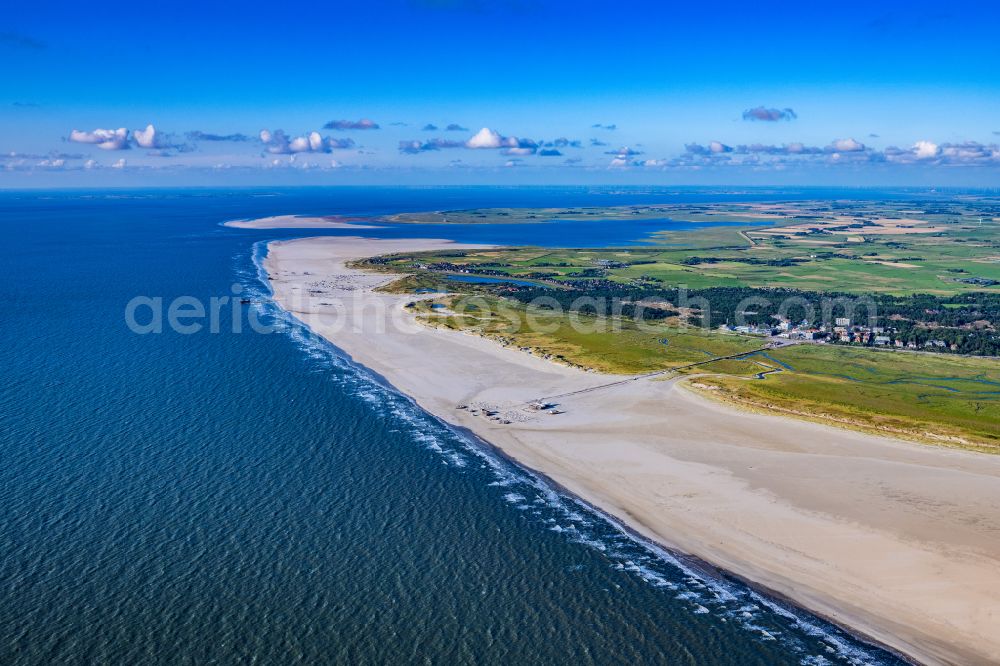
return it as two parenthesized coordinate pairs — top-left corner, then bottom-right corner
(3, 0), (1000, 186)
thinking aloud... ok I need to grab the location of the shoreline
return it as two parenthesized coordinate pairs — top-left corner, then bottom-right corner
(262, 235), (1000, 666)
(254, 270), (912, 665)
(439, 417), (918, 666)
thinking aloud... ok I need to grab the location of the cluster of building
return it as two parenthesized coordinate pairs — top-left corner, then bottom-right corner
(827, 318), (958, 351)
(723, 318), (828, 339)
(723, 317), (959, 351)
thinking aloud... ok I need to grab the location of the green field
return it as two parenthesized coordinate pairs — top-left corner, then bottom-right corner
(374, 199), (1000, 296)
(375, 231), (1000, 296)
(366, 198), (1000, 451)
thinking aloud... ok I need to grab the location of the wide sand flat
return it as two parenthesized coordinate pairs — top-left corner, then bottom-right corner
(266, 236), (1000, 666)
(224, 214), (382, 229)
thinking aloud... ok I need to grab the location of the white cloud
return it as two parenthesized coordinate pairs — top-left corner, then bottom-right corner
(606, 146), (643, 158)
(110, 158), (126, 169)
(259, 128), (354, 154)
(913, 140), (940, 159)
(828, 138), (865, 152)
(84, 159), (97, 169)
(883, 140), (999, 165)
(941, 142), (999, 162)
(69, 127), (129, 150)
(398, 127), (537, 155)
(288, 136), (311, 152)
(466, 127), (504, 149)
(133, 124), (159, 149)
(679, 134), (1000, 169)
(132, 124), (190, 153)
(463, 127), (535, 151)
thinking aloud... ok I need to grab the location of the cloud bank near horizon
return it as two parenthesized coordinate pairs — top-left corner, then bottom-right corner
(14, 119), (1000, 180)
(260, 129), (355, 153)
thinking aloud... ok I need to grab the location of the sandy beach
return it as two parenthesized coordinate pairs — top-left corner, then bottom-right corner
(224, 215), (382, 229)
(265, 236), (1000, 666)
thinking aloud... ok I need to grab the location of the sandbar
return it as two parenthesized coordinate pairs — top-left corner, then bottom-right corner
(224, 214), (382, 229)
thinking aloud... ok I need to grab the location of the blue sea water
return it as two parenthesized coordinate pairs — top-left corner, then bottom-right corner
(0, 187), (911, 665)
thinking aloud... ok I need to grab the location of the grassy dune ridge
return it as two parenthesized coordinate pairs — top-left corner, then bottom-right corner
(693, 345), (1000, 452)
(402, 293), (1000, 450)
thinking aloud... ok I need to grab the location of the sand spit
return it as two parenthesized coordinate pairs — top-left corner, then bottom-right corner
(224, 214), (383, 229)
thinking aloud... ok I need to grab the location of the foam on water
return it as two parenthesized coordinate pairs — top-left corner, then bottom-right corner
(250, 244), (900, 666)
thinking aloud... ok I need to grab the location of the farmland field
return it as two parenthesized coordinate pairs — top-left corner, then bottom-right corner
(366, 198), (1000, 451)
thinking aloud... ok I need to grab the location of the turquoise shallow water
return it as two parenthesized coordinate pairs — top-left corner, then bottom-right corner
(0, 188), (907, 664)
